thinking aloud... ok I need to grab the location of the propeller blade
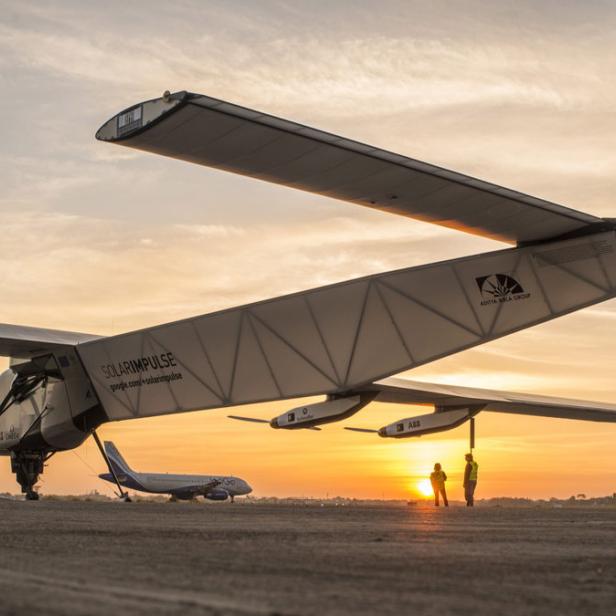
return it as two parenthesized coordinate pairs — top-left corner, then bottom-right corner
(227, 415), (270, 424)
(305, 426), (322, 431)
(344, 427), (379, 434)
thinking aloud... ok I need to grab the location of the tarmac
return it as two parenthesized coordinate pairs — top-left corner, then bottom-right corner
(0, 499), (614, 615)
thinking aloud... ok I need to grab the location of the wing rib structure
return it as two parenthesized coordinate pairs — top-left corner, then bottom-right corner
(77, 231), (616, 420)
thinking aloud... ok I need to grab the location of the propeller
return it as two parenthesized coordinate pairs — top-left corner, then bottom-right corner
(344, 427), (378, 433)
(228, 415), (322, 430)
(227, 415), (270, 424)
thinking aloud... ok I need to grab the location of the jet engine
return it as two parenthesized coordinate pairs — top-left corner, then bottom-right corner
(205, 489), (229, 501)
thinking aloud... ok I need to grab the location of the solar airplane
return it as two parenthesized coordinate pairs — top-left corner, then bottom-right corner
(2, 90), (616, 499)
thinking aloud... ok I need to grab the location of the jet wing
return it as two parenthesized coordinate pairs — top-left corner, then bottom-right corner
(0, 323), (101, 359)
(172, 479), (221, 497)
(364, 377), (616, 422)
(95, 91), (604, 244)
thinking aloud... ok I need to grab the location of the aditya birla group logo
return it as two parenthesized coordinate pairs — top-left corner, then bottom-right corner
(475, 273), (531, 306)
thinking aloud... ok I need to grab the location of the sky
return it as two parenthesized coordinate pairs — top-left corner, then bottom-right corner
(1, 0), (616, 500)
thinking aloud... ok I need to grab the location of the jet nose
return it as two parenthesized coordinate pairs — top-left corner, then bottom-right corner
(244, 483), (253, 495)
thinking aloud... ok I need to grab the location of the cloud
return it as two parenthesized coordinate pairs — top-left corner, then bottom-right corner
(2, 2), (614, 119)
(0, 208), (466, 333)
(2, 0), (616, 497)
(3, 0), (616, 227)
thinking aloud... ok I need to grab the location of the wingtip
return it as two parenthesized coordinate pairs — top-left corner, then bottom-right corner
(95, 91), (188, 142)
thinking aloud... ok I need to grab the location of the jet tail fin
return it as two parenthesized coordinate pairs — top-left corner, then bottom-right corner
(103, 441), (134, 475)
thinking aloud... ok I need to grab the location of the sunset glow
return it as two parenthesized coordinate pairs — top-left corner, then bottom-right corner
(416, 479), (434, 498)
(1, 2), (616, 500)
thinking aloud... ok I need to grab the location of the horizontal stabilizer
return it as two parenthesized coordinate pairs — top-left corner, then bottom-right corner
(96, 91), (605, 244)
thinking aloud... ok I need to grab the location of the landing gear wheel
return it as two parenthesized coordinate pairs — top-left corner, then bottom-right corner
(11, 451), (46, 501)
(120, 493), (132, 503)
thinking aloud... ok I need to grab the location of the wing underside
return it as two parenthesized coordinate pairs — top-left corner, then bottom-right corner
(77, 230), (616, 421)
(95, 91), (604, 245)
(367, 377), (616, 423)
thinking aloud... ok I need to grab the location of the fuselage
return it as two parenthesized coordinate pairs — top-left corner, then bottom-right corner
(99, 470), (252, 499)
(0, 352), (102, 456)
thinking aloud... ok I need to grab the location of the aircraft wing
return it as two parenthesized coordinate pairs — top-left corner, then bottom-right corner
(173, 479), (221, 497)
(364, 377), (616, 422)
(76, 229), (616, 421)
(0, 323), (101, 359)
(95, 91), (604, 244)
(82, 93), (616, 423)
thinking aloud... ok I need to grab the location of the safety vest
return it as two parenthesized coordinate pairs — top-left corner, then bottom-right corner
(469, 461), (479, 481)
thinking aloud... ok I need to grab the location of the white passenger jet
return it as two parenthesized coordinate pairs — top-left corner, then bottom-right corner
(98, 441), (251, 502)
(2, 90), (616, 499)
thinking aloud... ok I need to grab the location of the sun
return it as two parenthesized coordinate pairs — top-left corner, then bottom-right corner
(416, 479), (433, 498)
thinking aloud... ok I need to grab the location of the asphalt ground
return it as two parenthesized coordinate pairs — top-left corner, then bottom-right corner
(0, 500), (614, 616)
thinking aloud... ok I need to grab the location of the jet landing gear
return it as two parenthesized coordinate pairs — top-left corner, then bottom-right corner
(10, 451), (46, 500)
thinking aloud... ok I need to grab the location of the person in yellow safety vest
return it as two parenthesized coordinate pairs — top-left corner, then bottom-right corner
(430, 463), (449, 507)
(463, 453), (479, 507)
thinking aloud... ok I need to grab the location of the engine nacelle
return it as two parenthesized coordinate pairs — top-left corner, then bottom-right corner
(378, 408), (471, 438)
(205, 489), (229, 501)
(271, 394), (374, 430)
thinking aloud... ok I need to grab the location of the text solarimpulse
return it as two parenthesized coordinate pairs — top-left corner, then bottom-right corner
(100, 352), (178, 379)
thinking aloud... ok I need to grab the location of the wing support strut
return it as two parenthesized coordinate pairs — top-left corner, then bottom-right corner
(91, 431), (131, 502)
